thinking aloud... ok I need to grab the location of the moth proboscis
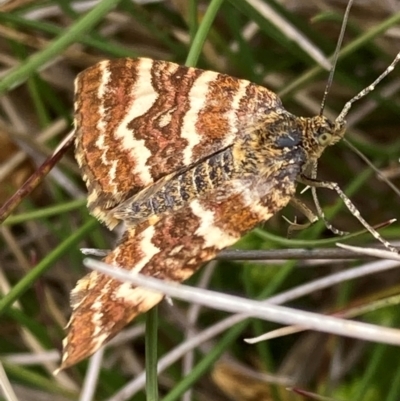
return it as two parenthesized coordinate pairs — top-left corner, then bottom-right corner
(58, 7), (400, 371)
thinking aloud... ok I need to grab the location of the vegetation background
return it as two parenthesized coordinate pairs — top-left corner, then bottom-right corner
(1, 0), (400, 400)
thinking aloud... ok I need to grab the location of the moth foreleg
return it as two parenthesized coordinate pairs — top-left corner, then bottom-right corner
(298, 174), (397, 253)
(283, 197), (318, 237)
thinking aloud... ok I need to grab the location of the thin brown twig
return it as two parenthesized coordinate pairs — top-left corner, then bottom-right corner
(0, 135), (74, 224)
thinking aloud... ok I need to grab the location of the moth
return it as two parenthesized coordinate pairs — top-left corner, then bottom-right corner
(59, 50), (399, 370)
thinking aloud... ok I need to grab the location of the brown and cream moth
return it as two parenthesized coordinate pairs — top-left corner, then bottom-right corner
(60, 53), (399, 370)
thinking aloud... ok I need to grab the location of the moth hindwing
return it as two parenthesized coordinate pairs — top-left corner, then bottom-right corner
(60, 53), (398, 369)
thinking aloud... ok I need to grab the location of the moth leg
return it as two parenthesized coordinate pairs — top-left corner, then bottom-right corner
(297, 174), (348, 236)
(302, 161), (348, 237)
(283, 197), (318, 237)
(299, 174), (397, 253)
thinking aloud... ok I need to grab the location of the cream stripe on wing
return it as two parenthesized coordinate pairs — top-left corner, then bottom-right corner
(93, 61), (120, 194)
(114, 58), (158, 185)
(224, 79), (250, 146)
(181, 71), (219, 166)
(131, 225), (160, 275)
(190, 199), (239, 249)
(233, 180), (274, 221)
(113, 225), (162, 305)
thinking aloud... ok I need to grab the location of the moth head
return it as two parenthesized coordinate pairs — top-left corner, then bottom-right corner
(300, 115), (343, 160)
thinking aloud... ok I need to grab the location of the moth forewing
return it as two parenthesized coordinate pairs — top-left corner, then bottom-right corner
(74, 58), (283, 229)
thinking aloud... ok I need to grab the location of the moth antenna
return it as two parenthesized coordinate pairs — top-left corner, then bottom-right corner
(336, 51), (400, 123)
(343, 138), (400, 198)
(319, 0), (354, 116)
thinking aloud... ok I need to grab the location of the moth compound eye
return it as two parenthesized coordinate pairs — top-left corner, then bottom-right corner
(318, 132), (332, 146)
